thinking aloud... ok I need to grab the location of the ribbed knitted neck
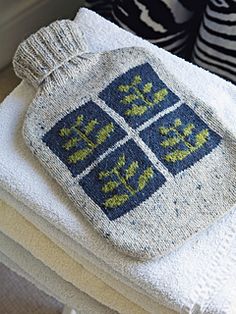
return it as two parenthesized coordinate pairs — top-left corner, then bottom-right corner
(13, 20), (88, 88)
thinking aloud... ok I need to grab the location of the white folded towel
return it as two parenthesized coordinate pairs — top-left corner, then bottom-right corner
(0, 234), (115, 314)
(0, 199), (174, 314)
(1, 8), (236, 313)
(0, 188), (180, 314)
(1, 176), (236, 314)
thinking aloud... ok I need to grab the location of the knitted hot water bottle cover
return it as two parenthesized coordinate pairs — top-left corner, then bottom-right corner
(13, 20), (236, 260)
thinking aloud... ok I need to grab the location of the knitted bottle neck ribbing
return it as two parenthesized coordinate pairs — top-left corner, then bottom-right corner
(13, 20), (88, 89)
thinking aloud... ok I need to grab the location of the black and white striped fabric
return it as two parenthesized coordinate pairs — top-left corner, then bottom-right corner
(193, 0), (236, 83)
(86, 0), (207, 58)
(85, 0), (114, 20)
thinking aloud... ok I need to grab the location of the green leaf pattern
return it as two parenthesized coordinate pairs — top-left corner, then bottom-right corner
(99, 154), (154, 209)
(104, 194), (129, 208)
(59, 115), (115, 165)
(102, 181), (120, 193)
(117, 74), (168, 116)
(96, 123), (114, 145)
(138, 167), (154, 191)
(125, 161), (139, 180)
(159, 118), (210, 163)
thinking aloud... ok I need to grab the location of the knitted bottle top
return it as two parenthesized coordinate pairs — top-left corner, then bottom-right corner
(13, 20), (236, 260)
(13, 20), (88, 88)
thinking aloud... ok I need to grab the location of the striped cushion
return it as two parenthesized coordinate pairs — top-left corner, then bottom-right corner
(85, 0), (207, 58)
(192, 0), (236, 84)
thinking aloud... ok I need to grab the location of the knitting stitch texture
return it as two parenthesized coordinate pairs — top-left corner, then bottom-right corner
(13, 20), (236, 259)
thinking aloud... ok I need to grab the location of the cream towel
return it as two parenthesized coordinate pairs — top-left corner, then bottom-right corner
(0, 240), (116, 314)
(2, 185), (236, 314)
(0, 188), (178, 313)
(0, 199), (175, 314)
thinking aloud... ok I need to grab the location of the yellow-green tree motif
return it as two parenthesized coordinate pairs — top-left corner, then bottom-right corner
(117, 75), (168, 116)
(99, 154), (154, 208)
(159, 118), (209, 163)
(59, 115), (114, 164)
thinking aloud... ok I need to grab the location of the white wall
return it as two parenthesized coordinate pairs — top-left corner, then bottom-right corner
(0, 0), (85, 69)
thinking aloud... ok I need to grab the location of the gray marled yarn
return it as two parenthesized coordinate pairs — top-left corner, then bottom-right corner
(13, 20), (236, 260)
(13, 20), (87, 88)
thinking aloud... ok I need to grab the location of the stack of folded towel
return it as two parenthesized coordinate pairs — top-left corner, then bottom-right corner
(0, 8), (236, 314)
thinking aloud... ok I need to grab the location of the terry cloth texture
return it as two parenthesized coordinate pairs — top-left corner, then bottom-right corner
(1, 8), (236, 313)
(0, 199), (175, 314)
(1, 187), (236, 314)
(0, 238), (115, 314)
(13, 18), (236, 260)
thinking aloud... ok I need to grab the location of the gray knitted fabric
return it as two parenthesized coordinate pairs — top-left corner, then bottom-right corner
(13, 20), (236, 260)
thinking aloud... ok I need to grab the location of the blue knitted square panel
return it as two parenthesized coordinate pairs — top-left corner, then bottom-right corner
(99, 63), (180, 129)
(43, 101), (127, 177)
(80, 139), (166, 220)
(140, 104), (222, 175)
